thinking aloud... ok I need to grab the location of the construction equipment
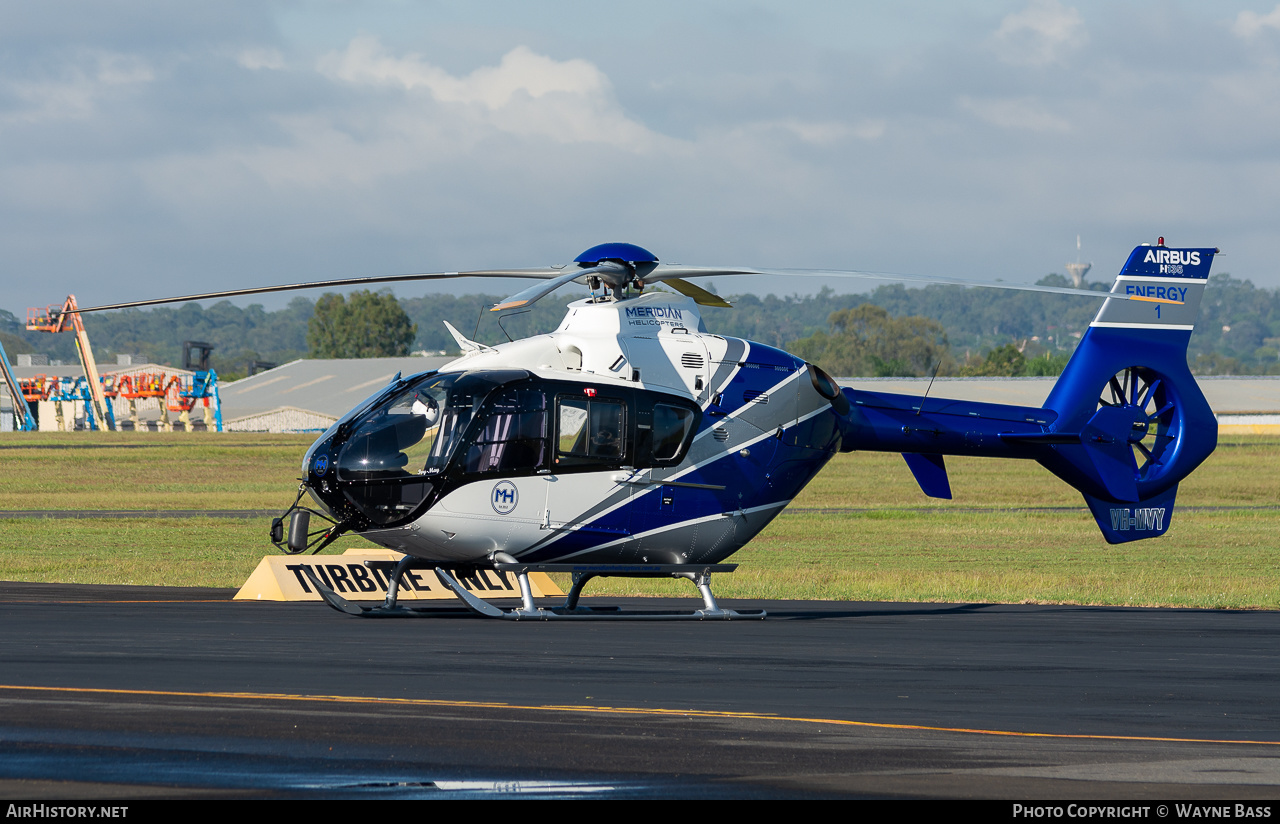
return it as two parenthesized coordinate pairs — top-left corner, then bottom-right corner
(168, 369), (223, 432)
(43, 375), (117, 432)
(0, 339), (37, 431)
(114, 371), (169, 430)
(27, 296), (112, 431)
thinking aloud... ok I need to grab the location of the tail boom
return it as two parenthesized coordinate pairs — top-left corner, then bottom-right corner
(834, 241), (1218, 544)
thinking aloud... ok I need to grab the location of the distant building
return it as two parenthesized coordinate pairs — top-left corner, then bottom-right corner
(1065, 261), (1092, 288)
(1065, 236), (1092, 288)
(219, 355), (455, 433)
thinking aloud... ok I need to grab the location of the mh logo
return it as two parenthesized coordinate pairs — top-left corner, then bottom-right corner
(491, 480), (519, 515)
(312, 454), (329, 477)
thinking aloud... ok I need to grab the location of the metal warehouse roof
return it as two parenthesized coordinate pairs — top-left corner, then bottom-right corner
(219, 356), (456, 421)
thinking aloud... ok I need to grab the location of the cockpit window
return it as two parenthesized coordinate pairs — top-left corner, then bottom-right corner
(337, 372), (480, 480)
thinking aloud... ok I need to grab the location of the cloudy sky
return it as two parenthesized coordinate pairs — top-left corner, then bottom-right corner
(3, 1), (1280, 314)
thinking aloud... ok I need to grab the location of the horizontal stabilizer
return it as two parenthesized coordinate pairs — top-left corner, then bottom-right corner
(902, 453), (952, 499)
(1083, 485), (1178, 545)
(1080, 405), (1143, 502)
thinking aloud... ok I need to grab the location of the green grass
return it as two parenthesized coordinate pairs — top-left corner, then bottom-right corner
(0, 432), (312, 510)
(0, 518), (284, 587)
(0, 431), (1277, 607)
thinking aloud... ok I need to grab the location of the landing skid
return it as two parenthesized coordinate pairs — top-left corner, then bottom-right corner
(300, 555), (765, 621)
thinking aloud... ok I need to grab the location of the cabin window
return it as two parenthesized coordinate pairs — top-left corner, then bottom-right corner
(463, 387), (548, 474)
(650, 404), (695, 462)
(556, 397), (626, 466)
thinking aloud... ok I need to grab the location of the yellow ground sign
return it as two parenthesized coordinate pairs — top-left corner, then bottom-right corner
(1219, 424), (1280, 435)
(235, 548), (563, 602)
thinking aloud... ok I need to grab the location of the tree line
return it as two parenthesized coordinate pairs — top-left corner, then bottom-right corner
(2, 272), (1277, 379)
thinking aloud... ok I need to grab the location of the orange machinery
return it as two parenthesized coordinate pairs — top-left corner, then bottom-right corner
(112, 371), (220, 431)
(26, 296), (112, 431)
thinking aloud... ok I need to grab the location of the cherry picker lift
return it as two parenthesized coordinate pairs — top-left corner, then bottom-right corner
(27, 296), (112, 431)
(0, 338), (37, 431)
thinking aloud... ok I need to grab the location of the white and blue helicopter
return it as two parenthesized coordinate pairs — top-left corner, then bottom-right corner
(78, 239), (1218, 619)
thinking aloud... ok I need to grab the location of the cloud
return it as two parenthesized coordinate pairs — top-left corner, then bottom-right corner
(957, 96), (1070, 132)
(1232, 5), (1280, 37)
(744, 118), (886, 145)
(6, 3), (1280, 313)
(237, 47), (284, 71)
(2, 51), (154, 123)
(321, 36), (604, 108)
(992, 0), (1088, 66)
(316, 36), (662, 150)
(95, 53), (153, 85)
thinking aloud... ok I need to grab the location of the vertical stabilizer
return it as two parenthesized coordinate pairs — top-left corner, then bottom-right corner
(1038, 241), (1219, 543)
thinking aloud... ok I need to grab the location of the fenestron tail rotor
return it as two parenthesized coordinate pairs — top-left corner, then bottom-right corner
(1097, 366), (1181, 484)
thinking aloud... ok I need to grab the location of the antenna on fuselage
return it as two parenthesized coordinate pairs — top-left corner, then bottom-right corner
(496, 309), (531, 342)
(917, 360), (942, 415)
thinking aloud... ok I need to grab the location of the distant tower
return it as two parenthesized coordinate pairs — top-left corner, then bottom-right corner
(1065, 234), (1092, 288)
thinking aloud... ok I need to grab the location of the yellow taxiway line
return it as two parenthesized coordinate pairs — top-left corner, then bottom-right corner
(2, 684), (1278, 747)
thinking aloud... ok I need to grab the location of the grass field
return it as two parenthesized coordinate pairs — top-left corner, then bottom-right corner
(0, 431), (1276, 608)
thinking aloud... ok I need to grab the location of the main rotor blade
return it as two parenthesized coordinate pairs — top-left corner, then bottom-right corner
(772, 267), (1188, 305)
(70, 257), (1183, 316)
(663, 278), (732, 308)
(490, 263), (625, 312)
(72, 268), (565, 314)
(641, 265), (768, 282)
(645, 264), (1184, 305)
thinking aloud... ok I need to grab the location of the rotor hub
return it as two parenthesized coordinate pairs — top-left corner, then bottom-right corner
(575, 243), (659, 288)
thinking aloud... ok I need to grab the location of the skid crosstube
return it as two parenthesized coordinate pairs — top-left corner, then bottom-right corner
(302, 558), (764, 621)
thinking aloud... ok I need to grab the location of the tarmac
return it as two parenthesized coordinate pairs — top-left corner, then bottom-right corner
(2, 581), (1279, 799)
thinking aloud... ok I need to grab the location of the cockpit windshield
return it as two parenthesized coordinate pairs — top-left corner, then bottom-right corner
(337, 372), (482, 480)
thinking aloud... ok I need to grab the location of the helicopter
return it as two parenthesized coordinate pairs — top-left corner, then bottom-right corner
(73, 239), (1218, 620)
